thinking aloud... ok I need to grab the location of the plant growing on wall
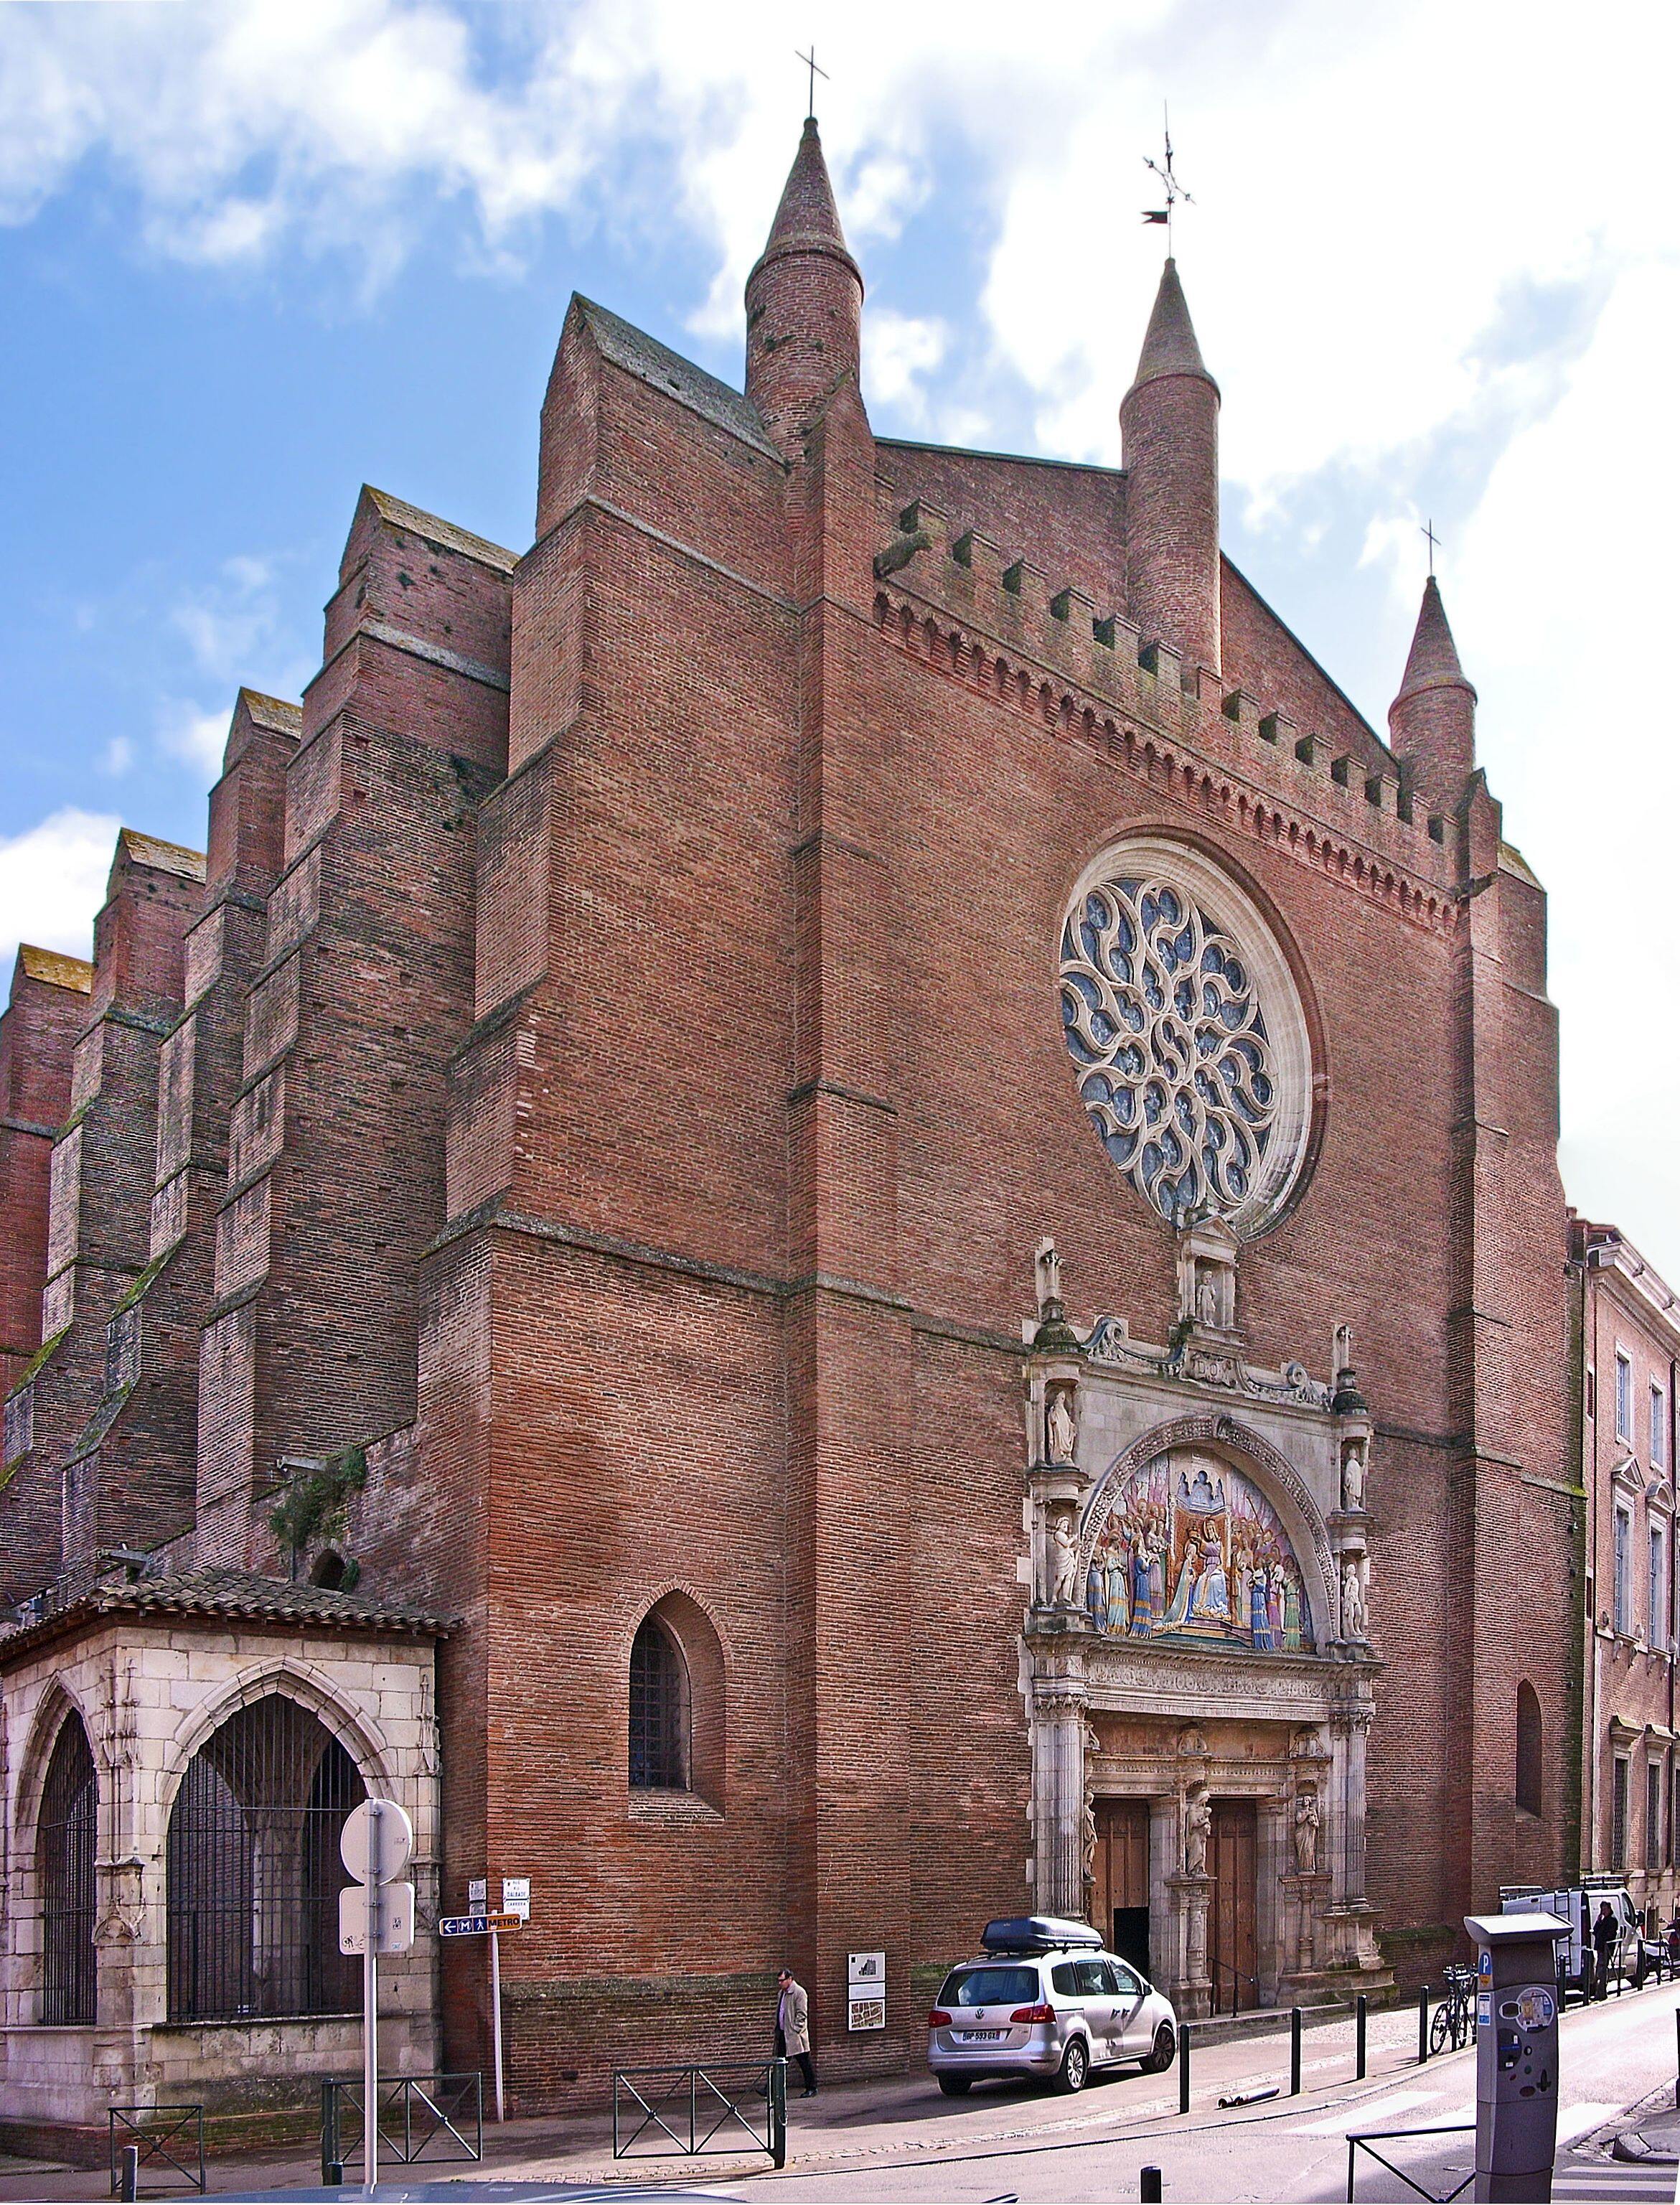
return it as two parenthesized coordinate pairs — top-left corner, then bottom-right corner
(269, 1444), (367, 1578)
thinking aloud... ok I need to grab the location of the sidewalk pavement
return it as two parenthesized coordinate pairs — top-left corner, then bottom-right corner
(1613, 2097), (1680, 2165)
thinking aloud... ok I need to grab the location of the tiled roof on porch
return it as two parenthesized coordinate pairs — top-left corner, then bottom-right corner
(0, 1566), (459, 1663)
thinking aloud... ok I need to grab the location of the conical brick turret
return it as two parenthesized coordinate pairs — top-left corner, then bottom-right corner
(1389, 574), (1477, 813)
(745, 118), (864, 456)
(1120, 258), (1221, 676)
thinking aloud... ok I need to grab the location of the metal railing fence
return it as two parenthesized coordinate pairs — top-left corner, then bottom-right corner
(319, 2072), (482, 2181)
(612, 2059), (787, 2168)
(108, 2105), (205, 2196)
(1346, 2122), (1475, 2203)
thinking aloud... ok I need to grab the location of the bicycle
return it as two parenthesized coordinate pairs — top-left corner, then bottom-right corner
(1429, 1964), (1475, 2055)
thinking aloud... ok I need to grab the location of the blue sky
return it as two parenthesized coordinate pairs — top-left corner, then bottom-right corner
(1, 0), (1678, 1273)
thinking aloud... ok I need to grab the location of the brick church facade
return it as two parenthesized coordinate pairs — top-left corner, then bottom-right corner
(0, 118), (1579, 2139)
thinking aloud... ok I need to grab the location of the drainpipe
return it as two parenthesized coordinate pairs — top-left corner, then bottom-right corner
(1582, 1242), (1612, 1880)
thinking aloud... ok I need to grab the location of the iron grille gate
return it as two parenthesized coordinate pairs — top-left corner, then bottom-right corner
(319, 2074), (482, 2178)
(40, 1715), (97, 2026)
(612, 2060), (787, 2168)
(166, 1694), (365, 2023)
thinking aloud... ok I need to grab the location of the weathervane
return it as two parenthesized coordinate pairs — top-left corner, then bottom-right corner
(795, 45), (828, 122)
(1142, 106), (1194, 253)
(1422, 518), (1440, 577)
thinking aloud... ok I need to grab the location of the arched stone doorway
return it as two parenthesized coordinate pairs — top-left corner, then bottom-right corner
(1022, 1240), (1389, 2016)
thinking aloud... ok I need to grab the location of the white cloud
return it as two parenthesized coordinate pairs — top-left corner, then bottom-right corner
(158, 703), (232, 780)
(102, 734), (134, 777)
(170, 555), (279, 683)
(0, 808), (120, 969)
(863, 310), (947, 428)
(1453, 258), (1680, 1273)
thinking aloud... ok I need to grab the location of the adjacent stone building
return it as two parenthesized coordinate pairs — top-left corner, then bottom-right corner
(1569, 1216), (1678, 1926)
(0, 116), (1582, 2141)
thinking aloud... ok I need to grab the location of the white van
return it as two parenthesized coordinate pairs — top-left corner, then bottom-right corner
(1501, 1880), (1640, 1994)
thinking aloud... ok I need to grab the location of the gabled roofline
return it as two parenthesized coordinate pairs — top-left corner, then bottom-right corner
(878, 434), (1122, 480)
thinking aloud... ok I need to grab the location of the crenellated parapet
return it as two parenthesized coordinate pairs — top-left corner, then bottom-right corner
(873, 493), (1462, 935)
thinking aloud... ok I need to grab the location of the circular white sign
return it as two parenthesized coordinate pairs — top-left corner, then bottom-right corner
(340, 1798), (414, 1885)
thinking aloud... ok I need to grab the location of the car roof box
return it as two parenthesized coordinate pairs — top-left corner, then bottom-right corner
(980, 1916), (1104, 1954)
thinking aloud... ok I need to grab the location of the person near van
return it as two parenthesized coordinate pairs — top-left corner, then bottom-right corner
(1591, 1901), (1618, 2000)
(775, 1968), (817, 2097)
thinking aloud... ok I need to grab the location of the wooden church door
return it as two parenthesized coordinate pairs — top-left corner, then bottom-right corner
(1094, 1797), (1152, 1980)
(1209, 1799), (1258, 2013)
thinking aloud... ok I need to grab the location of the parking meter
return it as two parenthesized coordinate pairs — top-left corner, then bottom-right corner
(1463, 1913), (1569, 2204)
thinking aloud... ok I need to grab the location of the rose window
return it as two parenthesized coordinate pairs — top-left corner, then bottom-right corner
(1058, 856), (1310, 1233)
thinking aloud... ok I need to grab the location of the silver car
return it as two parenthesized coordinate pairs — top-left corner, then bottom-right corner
(926, 1917), (1178, 2097)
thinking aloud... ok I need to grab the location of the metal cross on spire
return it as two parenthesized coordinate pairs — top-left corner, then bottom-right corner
(794, 45), (828, 122)
(1422, 518), (1441, 577)
(1142, 105), (1194, 254)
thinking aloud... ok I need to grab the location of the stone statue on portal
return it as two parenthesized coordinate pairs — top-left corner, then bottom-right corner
(1341, 1437), (1368, 1513)
(1184, 1789), (1212, 1876)
(1046, 1387), (1077, 1464)
(1293, 1788), (1320, 1874)
(1049, 1510), (1080, 1606)
(1341, 1556), (1366, 1639)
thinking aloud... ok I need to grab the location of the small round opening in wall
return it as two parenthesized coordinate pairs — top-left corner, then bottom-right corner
(1058, 838), (1313, 1236)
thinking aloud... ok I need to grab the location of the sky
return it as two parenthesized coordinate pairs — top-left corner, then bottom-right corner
(1, 0), (1677, 1273)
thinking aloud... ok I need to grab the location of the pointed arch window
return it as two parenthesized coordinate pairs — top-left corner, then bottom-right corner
(629, 1615), (689, 1790)
(39, 1714), (97, 2025)
(166, 1695), (365, 2023)
(1515, 1680), (1543, 1817)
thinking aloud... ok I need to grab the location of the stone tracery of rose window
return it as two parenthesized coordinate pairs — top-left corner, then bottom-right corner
(1059, 873), (1290, 1230)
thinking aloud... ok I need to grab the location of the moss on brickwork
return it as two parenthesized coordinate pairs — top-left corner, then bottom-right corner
(269, 1443), (367, 1562)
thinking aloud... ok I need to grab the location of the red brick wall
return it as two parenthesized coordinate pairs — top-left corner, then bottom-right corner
(0, 956), (88, 1396)
(408, 329), (1575, 2076)
(878, 440), (1126, 612)
(58, 695), (301, 1575)
(0, 842), (203, 1598)
(0, 261), (1580, 2097)
(194, 500), (511, 1568)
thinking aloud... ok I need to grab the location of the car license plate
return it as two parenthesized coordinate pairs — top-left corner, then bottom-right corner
(957, 2028), (1003, 2041)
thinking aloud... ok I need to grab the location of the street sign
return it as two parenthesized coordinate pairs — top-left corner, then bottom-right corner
(468, 1878), (488, 1915)
(340, 1798), (414, 1885)
(339, 1881), (416, 1955)
(501, 1876), (530, 1921)
(438, 1912), (525, 1937)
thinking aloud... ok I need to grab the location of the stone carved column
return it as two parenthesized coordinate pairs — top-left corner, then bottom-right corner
(1166, 1873), (1214, 2019)
(1281, 1871), (1333, 1980)
(1031, 1681), (1090, 1919)
(1331, 1700), (1372, 1908)
(1330, 1343), (1374, 1653)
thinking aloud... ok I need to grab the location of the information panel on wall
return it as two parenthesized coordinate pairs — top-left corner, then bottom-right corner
(847, 1949), (886, 2032)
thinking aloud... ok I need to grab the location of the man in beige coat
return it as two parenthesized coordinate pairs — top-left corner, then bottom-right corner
(774, 1967), (817, 2097)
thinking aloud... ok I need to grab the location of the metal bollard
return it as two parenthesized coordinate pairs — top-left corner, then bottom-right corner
(770, 2056), (788, 2171)
(1356, 1992), (1367, 2081)
(1178, 2020), (1191, 2115)
(1290, 2006), (1302, 2096)
(320, 2080), (339, 2187)
(1418, 1982), (1430, 2064)
(118, 2144), (139, 2202)
(1140, 2166), (1164, 2202)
